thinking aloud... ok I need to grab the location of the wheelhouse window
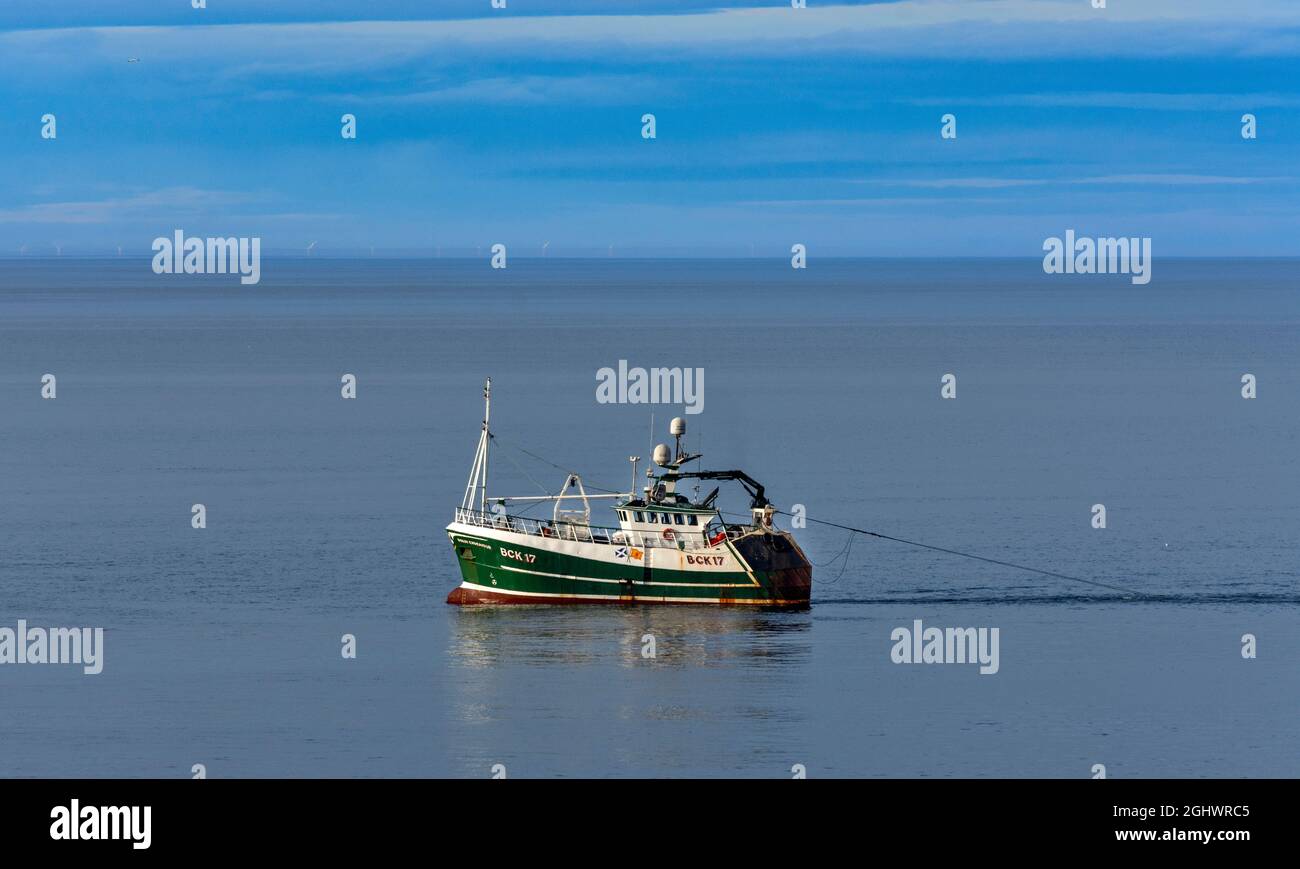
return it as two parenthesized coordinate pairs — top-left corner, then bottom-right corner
(688, 515), (699, 526)
(673, 514), (684, 525)
(634, 511), (644, 522)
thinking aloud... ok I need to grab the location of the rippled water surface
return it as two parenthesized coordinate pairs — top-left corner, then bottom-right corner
(2, 258), (1296, 777)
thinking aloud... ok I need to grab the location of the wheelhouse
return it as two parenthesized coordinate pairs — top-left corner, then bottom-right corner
(613, 501), (718, 537)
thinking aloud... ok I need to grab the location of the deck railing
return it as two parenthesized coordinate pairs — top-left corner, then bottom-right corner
(452, 507), (750, 551)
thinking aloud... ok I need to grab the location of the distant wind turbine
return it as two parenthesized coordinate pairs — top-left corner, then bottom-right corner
(541, 240), (550, 258)
(306, 241), (317, 255)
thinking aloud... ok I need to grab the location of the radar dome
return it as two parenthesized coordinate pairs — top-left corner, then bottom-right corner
(652, 443), (672, 466)
(670, 417), (687, 436)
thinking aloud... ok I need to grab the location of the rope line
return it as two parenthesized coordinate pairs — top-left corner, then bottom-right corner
(780, 511), (1145, 598)
(490, 434), (624, 496)
(818, 531), (855, 586)
(495, 441), (554, 498)
(484, 437), (1142, 598)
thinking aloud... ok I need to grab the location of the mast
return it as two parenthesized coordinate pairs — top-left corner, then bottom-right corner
(460, 377), (491, 512)
(481, 377), (490, 512)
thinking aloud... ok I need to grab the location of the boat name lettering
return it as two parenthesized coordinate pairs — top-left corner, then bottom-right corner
(500, 547), (538, 564)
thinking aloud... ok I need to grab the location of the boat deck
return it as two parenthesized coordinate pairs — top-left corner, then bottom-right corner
(452, 507), (755, 552)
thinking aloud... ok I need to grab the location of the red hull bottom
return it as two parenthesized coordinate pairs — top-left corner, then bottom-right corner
(445, 584), (809, 608)
(446, 585), (614, 605)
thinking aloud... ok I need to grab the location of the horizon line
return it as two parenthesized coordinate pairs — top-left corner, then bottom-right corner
(2, 254), (1298, 262)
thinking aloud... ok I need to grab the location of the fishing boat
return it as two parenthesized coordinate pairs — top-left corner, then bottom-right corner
(445, 379), (812, 607)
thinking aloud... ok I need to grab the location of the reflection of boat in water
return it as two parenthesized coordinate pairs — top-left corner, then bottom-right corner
(447, 603), (813, 670)
(445, 380), (812, 607)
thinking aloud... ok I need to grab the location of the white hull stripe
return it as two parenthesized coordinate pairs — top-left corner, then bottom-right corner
(448, 522), (753, 581)
(494, 563), (756, 589)
(455, 581), (801, 606)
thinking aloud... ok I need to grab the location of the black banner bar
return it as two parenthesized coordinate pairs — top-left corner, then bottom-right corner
(2, 779), (1283, 855)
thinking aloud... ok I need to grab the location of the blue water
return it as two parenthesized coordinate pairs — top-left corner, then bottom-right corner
(1, 258), (1296, 777)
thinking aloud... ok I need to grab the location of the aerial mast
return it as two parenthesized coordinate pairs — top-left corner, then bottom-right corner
(460, 377), (492, 512)
(481, 377), (490, 512)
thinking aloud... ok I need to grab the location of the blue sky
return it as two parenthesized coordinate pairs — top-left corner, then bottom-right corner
(1, 0), (1298, 256)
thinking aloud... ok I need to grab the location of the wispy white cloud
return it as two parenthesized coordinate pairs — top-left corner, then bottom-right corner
(1074, 174), (1295, 186)
(0, 187), (258, 223)
(855, 177), (1044, 190)
(4, 0), (1299, 77)
(907, 92), (1300, 110)
(367, 74), (659, 106)
(850, 174), (1297, 189)
(740, 196), (1011, 207)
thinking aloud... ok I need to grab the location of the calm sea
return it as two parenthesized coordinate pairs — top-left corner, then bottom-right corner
(1, 258), (1296, 777)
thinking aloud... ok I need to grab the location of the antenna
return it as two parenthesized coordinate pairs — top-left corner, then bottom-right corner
(670, 416), (686, 462)
(628, 456), (639, 499)
(460, 377), (493, 513)
(482, 377), (491, 511)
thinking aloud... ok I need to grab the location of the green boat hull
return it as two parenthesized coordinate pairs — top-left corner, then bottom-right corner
(446, 527), (812, 607)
